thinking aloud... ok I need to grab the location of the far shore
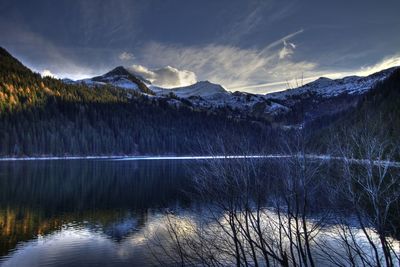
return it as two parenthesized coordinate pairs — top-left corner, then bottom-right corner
(0, 155), (279, 161)
(0, 154), (399, 168)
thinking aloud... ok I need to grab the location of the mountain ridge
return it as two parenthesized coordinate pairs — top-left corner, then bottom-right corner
(57, 62), (400, 129)
(0, 47), (271, 156)
(1, 45), (398, 134)
(64, 64), (399, 113)
(77, 66), (154, 95)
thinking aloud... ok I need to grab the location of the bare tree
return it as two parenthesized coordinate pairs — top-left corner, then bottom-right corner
(333, 119), (400, 267)
(150, 130), (338, 266)
(149, 124), (399, 267)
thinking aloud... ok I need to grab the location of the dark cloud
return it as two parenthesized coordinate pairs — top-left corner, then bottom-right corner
(1, 0), (399, 92)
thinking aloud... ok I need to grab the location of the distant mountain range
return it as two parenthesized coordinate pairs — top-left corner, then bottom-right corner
(65, 64), (398, 128)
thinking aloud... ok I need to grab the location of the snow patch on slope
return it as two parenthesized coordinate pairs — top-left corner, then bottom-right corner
(267, 67), (397, 101)
(155, 81), (226, 98)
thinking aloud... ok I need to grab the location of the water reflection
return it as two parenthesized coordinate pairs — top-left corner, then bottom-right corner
(0, 160), (192, 266)
(0, 212), (169, 267)
(0, 159), (398, 266)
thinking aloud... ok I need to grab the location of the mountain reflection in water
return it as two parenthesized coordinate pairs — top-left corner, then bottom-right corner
(0, 160), (192, 266)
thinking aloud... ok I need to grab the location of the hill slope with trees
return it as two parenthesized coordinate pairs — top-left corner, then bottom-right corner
(0, 47), (273, 156)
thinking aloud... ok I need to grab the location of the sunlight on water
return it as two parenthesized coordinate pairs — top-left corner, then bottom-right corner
(0, 215), (163, 267)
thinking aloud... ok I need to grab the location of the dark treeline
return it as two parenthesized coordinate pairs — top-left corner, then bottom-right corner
(1, 44), (399, 157)
(310, 68), (400, 156)
(0, 47), (274, 156)
(345, 68), (400, 142)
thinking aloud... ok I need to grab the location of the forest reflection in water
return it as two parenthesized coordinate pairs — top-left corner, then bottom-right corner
(0, 158), (398, 266)
(0, 159), (192, 266)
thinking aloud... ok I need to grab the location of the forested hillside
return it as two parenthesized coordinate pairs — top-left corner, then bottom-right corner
(0, 48), (273, 156)
(1, 46), (398, 157)
(312, 68), (400, 155)
(351, 68), (400, 140)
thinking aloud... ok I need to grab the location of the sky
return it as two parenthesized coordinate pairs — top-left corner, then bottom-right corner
(1, 0), (400, 93)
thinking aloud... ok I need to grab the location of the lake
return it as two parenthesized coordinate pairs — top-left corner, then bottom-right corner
(0, 159), (195, 267)
(0, 158), (398, 267)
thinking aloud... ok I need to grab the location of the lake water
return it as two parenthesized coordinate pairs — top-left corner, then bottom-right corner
(0, 159), (194, 267)
(0, 159), (398, 266)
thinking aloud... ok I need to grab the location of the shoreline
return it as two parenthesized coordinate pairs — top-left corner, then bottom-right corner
(0, 155), (280, 161)
(0, 155), (399, 167)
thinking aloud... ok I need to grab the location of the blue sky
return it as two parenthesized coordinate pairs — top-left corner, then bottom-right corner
(1, 0), (399, 93)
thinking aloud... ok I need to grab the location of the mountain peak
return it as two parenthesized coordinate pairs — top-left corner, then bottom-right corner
(193, 80), (225, 89)
(315, 77), (332, 82)
(104, 66), (131, 77)
(196, 80), (212, 84)
(159, 80), (227, 98)
(89, 66), (154, 95)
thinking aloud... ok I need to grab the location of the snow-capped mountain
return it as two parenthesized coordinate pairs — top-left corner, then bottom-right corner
(150, 81), (289, 117)
(263, 67), (398, 125)
(74, 66), (154, 95)
(152, 81), (227, 98)
(62, 65), (398, 126)
(267, 67), (397, 101)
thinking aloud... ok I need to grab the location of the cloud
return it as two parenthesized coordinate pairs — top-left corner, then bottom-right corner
(219, 2), (297, 44)
(279, 40), (296, 59)
(136, 29), (312, 92)
(128, 65), (197, 88)
(355, 54), (400, 76)
(259, 29), (303, 54)
(41, 69), (57, 78)
(119, 52), (134, 61)
(233, 54), (400, 93)
(129, 64), (155, 79)
(1, 23), (100, 80)
(135, 27), (400, 94)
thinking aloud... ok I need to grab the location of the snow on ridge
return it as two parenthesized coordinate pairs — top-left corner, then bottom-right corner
(78, 79), (106, 86)
(155, 81), (227, 98)
(151, 66), (396, 114)
(266, 67), (397, 100)
(60, 66), (399, 119)
(105, 77), (139, 90)
(152, 82), (278, 112)
(75, 75), (140, 91)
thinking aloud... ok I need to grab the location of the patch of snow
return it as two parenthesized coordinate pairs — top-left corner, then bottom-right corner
(78, 79), (106, 87)
(77, 77), (139, 90)
(110, 78), (139, 90)
(266, 102), (290, 115)
(266, 67), (397, 101)
(157, 81), (227, 98)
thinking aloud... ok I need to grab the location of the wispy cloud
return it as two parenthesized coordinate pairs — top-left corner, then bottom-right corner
(219, 2), (296, 44)
(220, 3), (268, 43)
(118, 52), (134, 61)
(3, 26), (101, 80)
(137, 29), (313, 91)
(279, 40), (296, 59)
(355, 54), (400, 76)
(135, 26), (399, 94)
(233, 54), (400, 93)
(258, 29), (303, 55)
